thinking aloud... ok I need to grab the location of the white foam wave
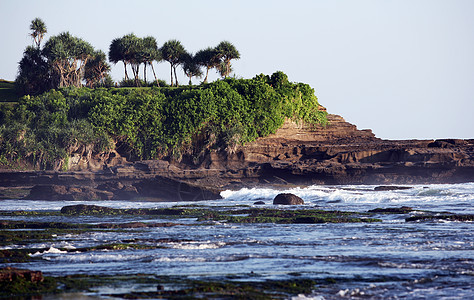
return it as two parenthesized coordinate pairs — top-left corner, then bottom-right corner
(47, 251), (148, 262)
(30, 246), (67, 257)
(166, 241), (226, 250)
(220, 183), (474, 208)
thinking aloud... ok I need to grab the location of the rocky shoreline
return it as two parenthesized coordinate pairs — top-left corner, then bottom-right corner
(1, 114), (473, 201)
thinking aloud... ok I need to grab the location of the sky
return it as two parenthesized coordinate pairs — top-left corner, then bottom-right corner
(1, 0), (473, 140)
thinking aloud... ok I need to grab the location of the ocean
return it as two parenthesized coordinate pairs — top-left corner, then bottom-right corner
(1, 183), (473, 299)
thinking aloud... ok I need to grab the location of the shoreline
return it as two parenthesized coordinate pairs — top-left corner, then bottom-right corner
(1, 115), (473, 201)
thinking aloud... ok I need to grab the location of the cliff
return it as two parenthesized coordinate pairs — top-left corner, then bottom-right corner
(1, 114), (473, 201)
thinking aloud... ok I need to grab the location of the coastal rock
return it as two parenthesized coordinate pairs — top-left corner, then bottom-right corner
(373, 186), (412, 191)
(368, 206), (413, 213)
(24, 185), (113, 201)
(2, 114), (474, 197)
(61, 204), (116, 215)
(273, 193), (304, 205)
(0, 267), (43, 283)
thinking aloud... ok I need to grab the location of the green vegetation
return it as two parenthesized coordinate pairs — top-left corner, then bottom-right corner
(0, 72), (327, 169)
(0, 80), (19, 103)
(3, 18), (327, 170)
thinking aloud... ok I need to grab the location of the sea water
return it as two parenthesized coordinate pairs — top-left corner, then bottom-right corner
(1, 183), (473, 299)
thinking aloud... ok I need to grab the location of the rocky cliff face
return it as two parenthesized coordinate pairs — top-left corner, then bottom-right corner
(196, 114), (474, 187)
(1, 114), (473, 201)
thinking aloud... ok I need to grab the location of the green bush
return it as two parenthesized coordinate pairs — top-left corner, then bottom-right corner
(0, 72), (327, 169)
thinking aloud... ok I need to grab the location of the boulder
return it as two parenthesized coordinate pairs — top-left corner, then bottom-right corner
(273, 193), (304, 205)
(253, 201), (266, 205)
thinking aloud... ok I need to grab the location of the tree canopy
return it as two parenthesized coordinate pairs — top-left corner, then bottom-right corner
(30, 18), (47, 48)
(17, 18), (243, 91)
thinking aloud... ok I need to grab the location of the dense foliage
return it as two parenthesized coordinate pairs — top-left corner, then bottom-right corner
(0, 72), (327, 169)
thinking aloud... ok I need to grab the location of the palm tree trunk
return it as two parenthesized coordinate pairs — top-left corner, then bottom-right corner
(144, 63), (147, 84)
(170, 64), (174, 87)
(150, 63), (160, 87)
(174, 66), (178, 87)
(203, 67), (210, 83)
(124, 61), (129, 80)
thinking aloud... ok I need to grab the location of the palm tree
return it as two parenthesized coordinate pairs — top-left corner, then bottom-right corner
(215, 41), (240, 78)
(84, 50), (111, 87)
(43, 32), (94, 88)
(141, 36), (162, 86)
(109, 37), (128, 80)
(194, 47), (219, 84)
(121, 34), (142, 86)
(160, 39), (186, 87)
(182, 53), (203, 85)
(30, 18), (47, 48)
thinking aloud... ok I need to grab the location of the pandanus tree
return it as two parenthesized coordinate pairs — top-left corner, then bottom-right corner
(194, 47), (219, 84)
(109, 34), (138, 82)
(84, 50), (111, 87)
(109, 37), (129, 80)
(43, 32), (94, 88)
(141, 36), (162, 86)
(161, 39), (186, 87)
(30, 18), (47, 48)
(215, 41), (240, 78)
(182, 52), (203, 85)
(16, 46), (51, 95)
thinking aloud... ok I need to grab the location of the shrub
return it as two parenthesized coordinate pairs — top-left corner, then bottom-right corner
(0, 72), (327, 168)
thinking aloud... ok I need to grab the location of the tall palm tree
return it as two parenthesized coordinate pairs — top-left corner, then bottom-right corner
(141, 36), (161, 86)
(194, 47), (219, 84)
(160, 39), (186, 87)
(215, 41), (240, 78)
(109, 37), (128, 80)
(30, 18), (47, 48)
(182, 52), (203, 85)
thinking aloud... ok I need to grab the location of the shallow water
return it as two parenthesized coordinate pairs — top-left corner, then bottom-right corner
(1, 183), (473, 299)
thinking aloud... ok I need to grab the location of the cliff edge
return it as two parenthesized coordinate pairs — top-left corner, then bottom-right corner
(1, 113), (473, 201)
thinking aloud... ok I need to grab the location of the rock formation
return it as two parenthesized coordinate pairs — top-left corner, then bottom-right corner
(273, 193), (304, 205)
(1, 113), (473, 201)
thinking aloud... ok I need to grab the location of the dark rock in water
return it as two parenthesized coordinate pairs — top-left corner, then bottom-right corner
(0, 267), (43, 283)
(368, 206), (413, 213)
(374, 186), (412, 191)
(253, 201), (266, 205)
(405, 214), (474, 222)
(61, 204), (115, 215)
(273, 193), (304, 205)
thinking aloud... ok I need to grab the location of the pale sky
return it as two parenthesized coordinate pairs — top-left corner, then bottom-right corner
(1, 0), (473, 139)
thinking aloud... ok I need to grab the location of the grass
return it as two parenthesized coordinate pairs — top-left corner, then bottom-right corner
(0, 79), (19, 103)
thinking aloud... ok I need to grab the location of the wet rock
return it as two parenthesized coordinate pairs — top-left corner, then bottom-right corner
(405, 214), (474, 222)
(254, 201), (266, 205)
(273, 193), (304, 205)
(0, 267), (43, 283)
(61, 204), (116, 215)
(374, 186), (412, 191)
(368, 206), (413, 213)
